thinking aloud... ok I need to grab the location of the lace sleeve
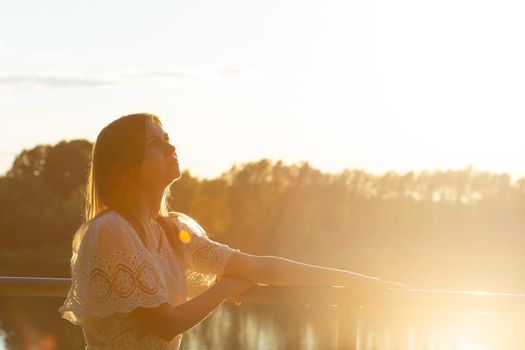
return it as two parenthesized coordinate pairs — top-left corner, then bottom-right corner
(168, 212), (235, 277)
(59, 212), (169, 326)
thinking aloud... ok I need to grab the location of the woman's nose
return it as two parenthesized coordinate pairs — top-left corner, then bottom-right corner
(164, 142), (176, 155)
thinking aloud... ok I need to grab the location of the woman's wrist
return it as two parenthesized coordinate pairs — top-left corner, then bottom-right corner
(210, 279), (231, 299)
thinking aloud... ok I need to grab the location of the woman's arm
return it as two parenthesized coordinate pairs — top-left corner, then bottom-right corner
(222, 251), (406, 290)
(133, 276), (252, 341)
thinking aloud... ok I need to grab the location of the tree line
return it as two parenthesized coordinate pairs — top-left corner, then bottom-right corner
(1, 139), (524, 291)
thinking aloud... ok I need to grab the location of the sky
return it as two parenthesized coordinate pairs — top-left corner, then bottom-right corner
(1, 0), (525, 180)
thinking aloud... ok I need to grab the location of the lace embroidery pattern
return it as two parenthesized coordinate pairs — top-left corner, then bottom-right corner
(191, 240), (225, 274)
(84, 312), (175, 349)
(89, 260), (161, 302)
(109, 321), (169, 349)
(61, 214), (170, 320)
(80, 245), (168, 318)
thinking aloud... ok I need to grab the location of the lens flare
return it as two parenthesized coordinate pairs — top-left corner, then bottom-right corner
(178, 230), (192, 244)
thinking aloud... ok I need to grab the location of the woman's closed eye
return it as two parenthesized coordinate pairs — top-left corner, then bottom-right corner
(147, 139), (164, 148)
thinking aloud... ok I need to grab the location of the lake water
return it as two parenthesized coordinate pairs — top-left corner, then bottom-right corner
(2, 304), (525, 349)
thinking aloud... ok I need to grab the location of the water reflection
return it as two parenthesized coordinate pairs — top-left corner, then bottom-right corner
(358, 307), (525, 349)
(182, 303), (339, 350)
(0, 331), (6, 350)
(2, 297), (525, 349)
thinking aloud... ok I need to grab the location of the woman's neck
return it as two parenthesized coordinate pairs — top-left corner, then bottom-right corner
(145, 187), (164, 220)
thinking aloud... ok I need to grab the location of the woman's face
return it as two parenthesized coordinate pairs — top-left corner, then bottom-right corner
(140, 119), (181, 189)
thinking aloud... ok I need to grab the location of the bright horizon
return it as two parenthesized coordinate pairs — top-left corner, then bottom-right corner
(1, 0), (525, 180)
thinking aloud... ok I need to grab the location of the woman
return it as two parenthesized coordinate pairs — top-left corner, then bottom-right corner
(59, 113), (404, 349)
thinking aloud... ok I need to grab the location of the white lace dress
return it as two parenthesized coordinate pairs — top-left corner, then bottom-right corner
(59, 210), (235, 349)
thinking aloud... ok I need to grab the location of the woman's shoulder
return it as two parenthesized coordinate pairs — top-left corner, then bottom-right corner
(165, 211), (205, 236)
(82, 210), (137, 244)
(72, 210), (140, 257)
(166, 211), (191, 223)
(88, 209), (129, 229)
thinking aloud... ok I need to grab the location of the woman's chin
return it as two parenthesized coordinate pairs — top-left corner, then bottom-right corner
(170, 165), (181, 179)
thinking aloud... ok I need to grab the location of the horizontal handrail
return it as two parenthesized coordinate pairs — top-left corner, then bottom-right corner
(2, 276), (525, 313)
(369, 287), (525, 314)
(0, 276), (351, 304)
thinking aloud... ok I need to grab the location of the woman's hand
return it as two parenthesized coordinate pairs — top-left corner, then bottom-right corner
(216, 275), (255, 307)
(217, 275), (254, 296)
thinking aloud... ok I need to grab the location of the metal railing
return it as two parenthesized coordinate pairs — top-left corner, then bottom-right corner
(2, 276), (525, 349)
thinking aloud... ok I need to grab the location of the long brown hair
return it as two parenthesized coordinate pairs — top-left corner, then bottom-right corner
(73, 113), (181, 258)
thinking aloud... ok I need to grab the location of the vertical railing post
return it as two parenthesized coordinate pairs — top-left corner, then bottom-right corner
(337, 302), (360, 350)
